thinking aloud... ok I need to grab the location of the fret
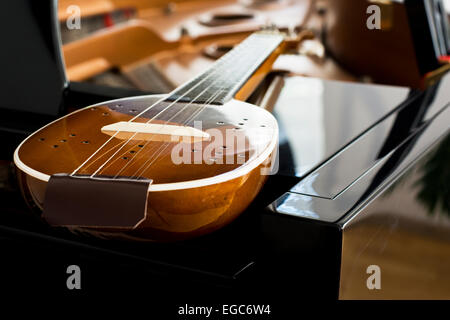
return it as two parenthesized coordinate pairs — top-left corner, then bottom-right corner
(165, 32), (284, 105)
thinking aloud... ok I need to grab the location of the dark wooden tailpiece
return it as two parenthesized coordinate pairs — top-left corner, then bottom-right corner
(43, 174), (152, 229)
(165, 32), (284, 105)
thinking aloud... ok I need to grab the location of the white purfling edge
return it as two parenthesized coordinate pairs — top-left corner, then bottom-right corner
(13, 96), (279, 192)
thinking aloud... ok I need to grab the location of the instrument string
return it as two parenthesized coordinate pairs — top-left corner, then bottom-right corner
(106, 48), (262, 179)
(107, 67), (238, 179)
(72, 33), (280, 180)
(127, 88), (226, 179)
(94, 40), (259, 178)
(104, 86), (225, 178)
(71, 36), (254, 177)
(126, 45), (277, 179)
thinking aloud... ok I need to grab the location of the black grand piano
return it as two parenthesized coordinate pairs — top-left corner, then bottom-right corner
(0, 0), (449, 306)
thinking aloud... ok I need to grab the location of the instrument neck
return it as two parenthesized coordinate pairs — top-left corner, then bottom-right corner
(166, 32), (284, 105)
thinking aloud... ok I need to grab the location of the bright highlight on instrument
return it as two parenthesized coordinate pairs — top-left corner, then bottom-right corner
(101, 121), (211, 142)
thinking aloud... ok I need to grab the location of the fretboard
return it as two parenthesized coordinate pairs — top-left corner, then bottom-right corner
(165, 32), (284, 105)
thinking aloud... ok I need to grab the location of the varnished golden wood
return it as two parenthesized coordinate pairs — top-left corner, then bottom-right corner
(62, 20), (253, 81)
(340, 217), (450, 299)
(233, 30), (313, 102)
(234, 42), (286, 102)
(15, 28), (295, 242)
(15, 95), (277, 241)
(58, 0), (226, 21)
(17, 160), (269, 241)
(61, 0), (312, 81)
(323, 0), (423, 88)
(63, 20), (178, 81)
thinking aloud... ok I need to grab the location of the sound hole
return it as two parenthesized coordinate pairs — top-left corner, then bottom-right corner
(212, 13), (254, 20)
(199, 11), (254, 27)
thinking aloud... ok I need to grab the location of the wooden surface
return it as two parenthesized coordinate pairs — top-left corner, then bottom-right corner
(340, 218), (450, 299)
(340, 164), (450, 300)
(323, 0), (423, 88)
(15, 95), (277, 241)
(61, 0), (312, 81)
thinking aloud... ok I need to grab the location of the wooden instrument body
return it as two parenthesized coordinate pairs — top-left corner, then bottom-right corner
(14, 95), (278, 241)
(61, 0), (312, 82)
(323, 0), (423, 88)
